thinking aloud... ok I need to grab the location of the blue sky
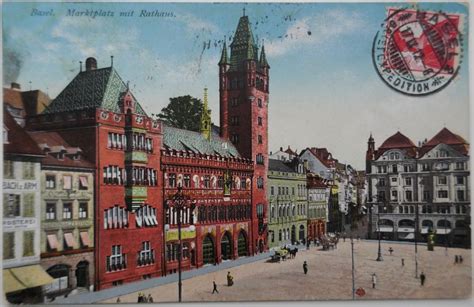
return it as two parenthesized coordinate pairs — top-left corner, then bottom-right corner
(2, 2), (470, 169)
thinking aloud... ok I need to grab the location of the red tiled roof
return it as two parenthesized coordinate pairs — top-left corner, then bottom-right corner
(3, 112), (43, 156)
(379, 131), (416, 149)
(284, 145), (296, 156)
(307, 174), (328, 188)
(28, 131), (94, 169)
(375, 131), (417, 159)
(419, 128), (469, 156)
(307, 147), (338, 168)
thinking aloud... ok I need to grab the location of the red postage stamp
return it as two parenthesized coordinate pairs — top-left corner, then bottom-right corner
(372, 8), (464, 96)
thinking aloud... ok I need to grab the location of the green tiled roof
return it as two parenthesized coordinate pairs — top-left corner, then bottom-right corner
(43, 67), (147, 115)
(163, 125), (240, 158)
(229, 16), (258, 69)
(219, 41), (229, 65)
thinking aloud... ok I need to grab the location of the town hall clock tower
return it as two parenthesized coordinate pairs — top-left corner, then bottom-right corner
(218, 11), (270, 253)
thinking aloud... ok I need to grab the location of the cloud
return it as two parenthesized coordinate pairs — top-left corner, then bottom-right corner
(265, 9), (367, 57)
(176, 13), (219, 35)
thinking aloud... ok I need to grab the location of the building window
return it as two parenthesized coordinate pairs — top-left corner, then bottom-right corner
(257, 98), (263, 108)
(391, 177), (397, 182)
(46, 175), (56, 189)
(257, 177), (264, 189)
(23, 231), (35, 257)
(23, 193), (35, 218)
(63, 203), (72, 220)
(46, 203), (56, 220)
(231, 134), (239, 144)
(217, 176), (224, 189)
(422, 191), (430, 201)
(438, 190), (448, 198)
(4, 160), (14, 179)
(63, 175), (72, 190)
(137, 241), (154, 266)
(378, 178), (385, 187)
(256, 154), (264, 165)
(457, 190), (465, 201)
(392, 165), (398, 173)
(23, 162), (35, 179)
(107, 245), (126, 272)
(79, 202), (88, 219)
(168, 173), (176, 188)
(3, 194), (20, 218)
(391, 190), (398, 201)
(405, 177), (412, 186)
(184, 174), (191, 188)
(258, 117), (263, 126)
(78, 176), (89, 190)
(456, 176), (464, 185)
(258, 135), (263, 144)
(421, 163), (430, 171)
(203, 176), (210, 189)
(405, 190), (413, 201)
(3, 232), (15, 260)
(455, 162), (465, 170)
(230, 116), (239, 126)
(438, 176), (447, 185)
(231, 97), (239, 107)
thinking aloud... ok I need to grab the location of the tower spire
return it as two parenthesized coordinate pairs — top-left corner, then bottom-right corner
(259, 43), (269, 68)
(219, 38), (229, 65)
(200, 87), (212, 140)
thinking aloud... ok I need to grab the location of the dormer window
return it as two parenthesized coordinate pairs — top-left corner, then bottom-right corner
(58, 152), (65, 160)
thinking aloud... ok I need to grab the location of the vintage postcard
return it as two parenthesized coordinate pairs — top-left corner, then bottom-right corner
(1, 0), (471, 305)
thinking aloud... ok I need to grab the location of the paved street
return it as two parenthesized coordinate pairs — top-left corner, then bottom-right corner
(101, 240), (471, 303)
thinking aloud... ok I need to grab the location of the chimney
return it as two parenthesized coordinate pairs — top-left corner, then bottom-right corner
(11, 82), (21, 90)
(280, 147), (283, 151)
(85, 57), (97, 71)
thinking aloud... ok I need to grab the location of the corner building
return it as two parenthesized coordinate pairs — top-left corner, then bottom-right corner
(219, 14), (270, 252)
(27, 58), (163, 290)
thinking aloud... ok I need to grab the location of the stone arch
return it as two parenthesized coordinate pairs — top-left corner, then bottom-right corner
(398, 219), (415, 228)
(437, 220), (452, 228)
(193, 175), (200, 188)
(75, 260), (89, 288)
(237, 230), (248, 257)
(220, 231), (233, 260)
(202, 234), (215, 265)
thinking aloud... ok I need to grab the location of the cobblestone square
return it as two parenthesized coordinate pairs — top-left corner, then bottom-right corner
(102, 241), (472, 303)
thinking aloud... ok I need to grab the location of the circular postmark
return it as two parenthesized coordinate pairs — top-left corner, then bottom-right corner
(372, 8), (463, 96)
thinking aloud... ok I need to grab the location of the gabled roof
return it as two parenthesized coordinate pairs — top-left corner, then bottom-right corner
(269, 158), (296, 173)
(304, 147), (338, 168)
(3, 112), (43, 157)
(163, 125), (240, 158)
(43, 67), (146, 115)
(419, 128), (469, 156)
(28, 131), (94, 168)
(283, 145), (296, 156)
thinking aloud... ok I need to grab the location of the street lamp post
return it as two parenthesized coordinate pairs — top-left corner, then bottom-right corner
(444, 208), (448, 255)
(376, 203), (383, 262)
(414, 203), (419, 279)
(167, 185), (196, 303)
(351, 236), (355, 300)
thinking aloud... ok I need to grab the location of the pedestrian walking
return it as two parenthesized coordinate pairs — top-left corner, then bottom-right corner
(420, 272), (426, 286)
(227, 272), (234, 286)
(137, 292), (143, 303)
(459, 255), (463, 264)
(147, 294), (154, 303)
(372, 273), (377, 289)
(455, 255), (459, 263)
(116, 297), (121, 303)
(212, 281), (219, 294)
(143, 294), (148, 303)
(388, 247), (394, 255)
(401, 258), (405, 266)
(303, 261), (308, 274)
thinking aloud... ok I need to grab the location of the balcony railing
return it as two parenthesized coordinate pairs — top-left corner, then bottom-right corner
(106, 255), (127, 272)
(137, 250), (155, 267)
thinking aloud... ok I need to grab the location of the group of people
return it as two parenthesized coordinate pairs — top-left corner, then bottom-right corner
(372, 272), (426, 288)
(136, 292), (154, 303)
(212, 271), (234, 294)
(454, 255), (464, 264)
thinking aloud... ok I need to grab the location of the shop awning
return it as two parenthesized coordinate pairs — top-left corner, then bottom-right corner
(436, 228), (452, 235)
(79, 176), (89, 187)
(64, 233), (76, 248)
(47, 234), (59, 250)
(398, 228), (415, 233)
(376, 226), (394, 232)
(80, 232), (90, 247)
(421, 227), (430, 234)
(399, 233), (415, 240)
(3, 265), (53, 294)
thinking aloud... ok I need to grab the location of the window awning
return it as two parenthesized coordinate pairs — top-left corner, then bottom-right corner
(63, 176), (72, 190)
(79, 176), (88, 187)
(398, 228), (415, 233)
(47, 234), (59, 250)
(376, 226), (394, 232)
(3, 265), (53, 294)
(64, 233), (76, 248)
(80, 232), (90, 247)
(436, 228), (452, 235)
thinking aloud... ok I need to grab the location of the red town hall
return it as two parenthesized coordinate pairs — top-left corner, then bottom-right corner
(27, 13), (269, 289)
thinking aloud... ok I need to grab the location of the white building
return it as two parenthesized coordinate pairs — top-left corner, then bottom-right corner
(366, 128), (470, 247)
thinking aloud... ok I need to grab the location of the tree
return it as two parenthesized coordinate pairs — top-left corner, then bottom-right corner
(153, 95), (209, 132)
